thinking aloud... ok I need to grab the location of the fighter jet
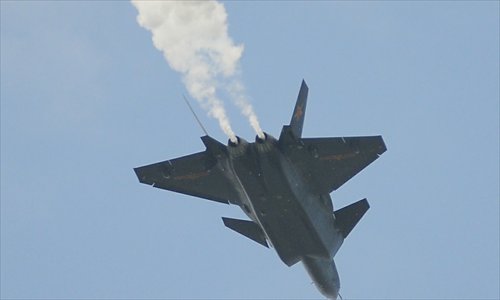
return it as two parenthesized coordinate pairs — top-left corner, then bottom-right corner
(134, 80), (386, 299)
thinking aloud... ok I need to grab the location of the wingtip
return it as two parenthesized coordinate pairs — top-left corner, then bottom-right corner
(133, 166), (150, 184)
(133, 167), (143, 182)
(301, 79), (308, 90)
(377, 136), (387, 154)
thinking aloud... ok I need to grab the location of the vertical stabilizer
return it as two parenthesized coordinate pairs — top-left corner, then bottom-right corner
(279, 80), (309, 143)
(289, 80), (309, 138)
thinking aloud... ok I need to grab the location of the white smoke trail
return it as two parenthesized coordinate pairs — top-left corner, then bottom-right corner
(227, 80), (265, 139)
(132, 1), (263, 142)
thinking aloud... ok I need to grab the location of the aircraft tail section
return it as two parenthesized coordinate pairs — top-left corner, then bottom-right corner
(334, 199), (370, 238)
(280, 80), (309, 141)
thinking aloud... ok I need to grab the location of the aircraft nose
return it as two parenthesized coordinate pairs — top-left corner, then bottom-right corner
(331, 288), (339, 300)
(314, 283), (339, 299)
(302, 257), (341, 299)
(323, 284), (339, 300)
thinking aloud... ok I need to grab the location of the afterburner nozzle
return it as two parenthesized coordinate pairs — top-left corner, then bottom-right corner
(257, 132), (274, 144)
(228, 136), (249, 148)
(255, 132), (276, 152)
(227, 136), (249, 157)
(228, 137), (239, 147)
(256, 133), (266, 144)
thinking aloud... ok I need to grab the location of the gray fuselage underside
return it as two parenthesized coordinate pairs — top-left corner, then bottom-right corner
(228, 138), (344, 267)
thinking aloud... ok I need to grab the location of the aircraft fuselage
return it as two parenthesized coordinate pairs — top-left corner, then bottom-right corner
(227, 133), (343, 299)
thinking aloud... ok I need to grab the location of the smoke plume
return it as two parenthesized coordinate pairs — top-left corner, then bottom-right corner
(227, 80), (264, 139)
(132, 1), (264, 142)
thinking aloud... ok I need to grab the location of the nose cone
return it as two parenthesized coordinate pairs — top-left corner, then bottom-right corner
(302, 257), (341, 299)
(314, 277), (339, 300)
(321, 285), (339, 300)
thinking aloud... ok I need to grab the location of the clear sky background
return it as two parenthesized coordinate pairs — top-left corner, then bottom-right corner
(1, 1), (499, 299)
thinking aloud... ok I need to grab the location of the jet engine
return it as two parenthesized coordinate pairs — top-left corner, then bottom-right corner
(228, 136), (249, 157)
(255, 132), (277, 152)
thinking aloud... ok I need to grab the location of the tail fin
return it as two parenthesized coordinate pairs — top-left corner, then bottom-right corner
(280, 80), (309, 142)
(290, 80), (309, 138)
(334, 199), (370, 238)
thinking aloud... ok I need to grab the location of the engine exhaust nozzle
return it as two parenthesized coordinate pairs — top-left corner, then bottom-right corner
(228, 137), (239, 147)
(228, 136), (249, 157)
(228, 136), (249, 148)
(255, 132), (267, 144)
(255, 132), (276, 153)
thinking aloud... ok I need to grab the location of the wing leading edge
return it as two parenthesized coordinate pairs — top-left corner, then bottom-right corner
(134, 137), (242, 205)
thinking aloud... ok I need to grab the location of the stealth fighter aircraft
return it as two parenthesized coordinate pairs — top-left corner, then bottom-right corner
(134, 81), (386, 299)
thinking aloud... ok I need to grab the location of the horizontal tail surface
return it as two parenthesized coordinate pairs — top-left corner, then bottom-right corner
(222, 217), (269, 248)
(334, 199), (370, 238)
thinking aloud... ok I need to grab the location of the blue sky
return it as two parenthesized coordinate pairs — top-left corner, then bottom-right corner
(1, 1), (499, 299)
